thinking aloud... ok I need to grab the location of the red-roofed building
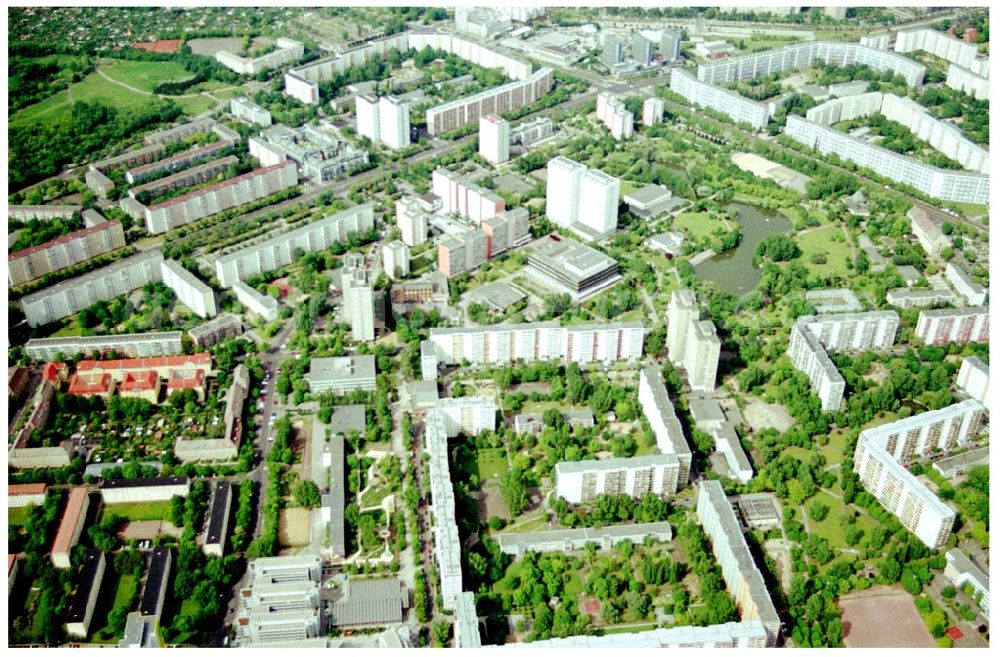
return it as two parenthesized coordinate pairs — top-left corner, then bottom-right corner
(68, 373), (115, 399)
(8, 483), (48, 507)
(42, 362), (69, 384)
(946, 626), (964, 640)
(120, 371), (161, 404)
(167, 369), (206, 402)
(8, 366), (30, 402)
(271, 277), (293, 299)
(76, 353), (213, 382)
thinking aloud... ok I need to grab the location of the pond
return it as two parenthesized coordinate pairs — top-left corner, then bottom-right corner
(693, 202), (792, 296)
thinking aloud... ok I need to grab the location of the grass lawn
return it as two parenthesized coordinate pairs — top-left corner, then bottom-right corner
(8, 506), (33, 527)
(672, 211), (726, 242)
(794, 225), (852, 277)
(90, 571), (135, 643)
(806, 490), (880, 552)
(360, 484), (390, 508)
(101, 500), (171, 522)
(98, 59), (194, 94)
(502, 511), (550, 534)
(564, 571), (584, 597)
(602, 622), (658, 634)
(818, 428), (851, 465)
(619, 180), (638, 200)
(478, 448), (508, 482)
(952, 201), (988, 219)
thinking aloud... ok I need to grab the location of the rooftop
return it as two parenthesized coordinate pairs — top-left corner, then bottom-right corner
(9, 221), (121, 261)
(21, 250), (164, 306)
(205, 482), (232, 546)
(529, 236), (618, 280)
(308, 356), (376, 384)
(101, 476), (189, 490)
(328, 578), (409, 627)
(466, 281), (526, 311)
(624, 184), (672, 208)
(555, 452), (681, 475)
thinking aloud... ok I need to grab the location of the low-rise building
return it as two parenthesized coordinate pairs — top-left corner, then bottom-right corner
(909, 206), (949, 255)
(943, 549), (989, 615)
(945, 263), (987, 306)
(119, 370), (162, 404)
(513, 411), (594, 434)
(886, 287), (958, 309)
(805, 288), (862, 314)
(932, 446), (989, 480)
(624, 184), (683, 218)
(737, 494), (783, 532)
(188, 313), (242, 348)
(250, 125), (366, 183)
(25, 331), (184, 361)
(203, 482), (233, 557)
(498, 521), (673, 556)
(307, 356), (377, 394)
(327, 578), (409, 627)
(646, 231), (686, 257)
(8, 483), (48, 508)
(65, 550), (107, 638)
(85, 168), (115, 198)
(524, 235), (622, 302)
(52, 487), (91, 569)
(100, 476), (190, 504)
(68, 372), (116, 399)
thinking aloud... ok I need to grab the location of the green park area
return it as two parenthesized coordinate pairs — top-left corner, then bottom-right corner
(672, 211), (727, 243)
(477, 448), (508, 482)
(99, 59), (194, 93)
(794, 225), (853, 277)
(100, 500), (172, 522)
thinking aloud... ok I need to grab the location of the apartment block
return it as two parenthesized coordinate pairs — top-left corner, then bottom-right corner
(596, 92), (634, 140)
(250, 124), (368, 181)
(91, 144), (165, 174)
(341, 253), (376, 342)
(946, 63), (988, 100)
(479, 114), (511, 164)
(203, 482), (233, 557)
(233, 281), (278, 321)
(956, 356), (989, 410)
(101, 476), (191, 504)
(642, 96), (665, 126)
(188, 313), (242, 348)
(546, 156), (620, 242)
(85, 168), (114, 198)
(216, 37), (304, 75)
(909, 206), (949, 255)
(381, 240), (410, 280)
(798, 310), (899, 350)
(26, 331), (183, 361)
(356, 94), (411, 149)
(128, 156), (238, 201)
(143, 118), (216, 146)
(886, 287), (958, 309)
(425, 321), (645, 369)
(395, 194), (437, 246)
(788, 323), (847, 411)
(432, 168), (505, 223)
(160, 259), (217, 318)
(696, 481), (781, 646)
(126, 139), (235, 185)
(671, 69), (769, 131)
(65, 550), (106, 638)
(214, 204), (374, 287)
(51, 487), (90, 568)
(556, 454), (682, 504)
(944, 549), (989, 615)
(498, 521), (673, 556)
(426, 67), (553, 136)
(945, 263), (987, 306)
(8, 220), (126, 286)
(8, 483), (47, 508)
(481, 207), (530, 258)
(230, 96), (273, 126)
(143, 160), (298, 234)
(666, 290), (720, 393)
(76, 353), (212, 383)
(21, 250), (164, 328)
(307, 356), (377, 394)
(895, 27), (979, 68)
(915, 306), (989, 345)
(9, 205), (82, 222)
(437, 230), (489, 279)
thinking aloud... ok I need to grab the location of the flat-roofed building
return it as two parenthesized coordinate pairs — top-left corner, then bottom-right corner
(737, 493), (782, 532)
(65, 550), (107, 638)
(233, 281), (278, 321)
(236, 554), (324, 647)
(126, 139), (235, 185)
(322, 433), (347, 558)
(52, 487), (91, 569)
(788, 322), (846, 411)
(797, 310), (899, 351)
(341, 253), (376, 341)
(713, 424), (753, 484)
(696, 481), (781, 646)
(956, 356), (989, 410)
(8, 205), (82, 222)
(916, 306), (989, 345)
(642, 96), (665, 126)
(945, 263), (987, 306)
(381, 240), (410, 280)
(8, 483), (48, 508)
(188, 313), (242, 348)
(524, 235), (622, 302)
(886, 287), (958, 309)
(160, 259), (217, 318)
(216, 37), (304, 75)
(667, 290), (721, 393)
(129, 156), (238, 202)
(479, 114), (511, 164)
(307, 356), (376, 394)
(203, 482), (233, 557)
(91, 144), (166, 173)
(143, 118), (216, 146)
(437, 230), (489, 278)
(647, 231), (685, 256)
(498, 521), (673, 556)
(25, 331), (183, 361)
(805, 288), (862, 314)
(85, 168), (115, 198)
(495, 621), (769, 648)
(250, 125), (366, 183)
(555, 453), (682, 504)
(8, 220), (126, 287)
(140, 547), (172, 618)
(395, 195), (433, 247)
(426, 67), (553, 136)
(100, 476), (190, 504)
(513, 411), (594, 435)
(20, 250), (165, 328)
(432, 168), (505, 223)
(327, 578), (409, 627)
(672, 69), (769, 131)
(454, 591), (481, 648)
(933, 446), (989, 480)
(944, 549), (989, 614)
(624, 184), (683, 218)
(231, 96), (273, 126)
(214, 205), (374, 287)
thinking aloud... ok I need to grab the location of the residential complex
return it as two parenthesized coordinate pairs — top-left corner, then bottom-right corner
(944, 549), (990, 615)
(125, 139), (235, 184)
(596, 92), (634, 140)
(425, 67), (554, 136)
(546, 156), (620, 242)
(160, 259), (217, 318)
(666, 290), (721, 393)
(233, 281), (278, 321)
(671, 69), (769, 131)
(432, 168), (505, 223)
(216, 37), (304, 75)
(479, 114), (511, 164)
(188, 313), (243, 348)
(356, 95), (411, 149)
(381, 240), (410, 280)
(638, 365), (693, 484)
(8, 220), (126, 287)
(250, 125), (368, 182)
(957, 356), (989, 410)
(341, 253), (376, 342)
(498, 521), (673, 556)
(915, 306), (990, 345)
(230, 96), (273, 126)
(945, 263), (987, 306)
(51, 486), (90, 569)
(555, 454), (682, 504)
(20, 250), (165, 328)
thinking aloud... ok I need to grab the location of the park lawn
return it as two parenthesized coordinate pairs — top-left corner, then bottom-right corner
(952, 201), (988, 219)
(89, 571), (134, 643)
(672, 211), (726, 242)
(173, 94), (219, 115)
(360, 484), (390, 508)
(502, 511), (550, 534)
(563, 571), (584, 597)
(478, 448), (508, 482)
(794, 225), (852, 277)
(806, 490), (880, 551)
(99, 59), (194, 93)
(602, 622), (658, 634)
(8, 506), (33, 527)
(783, 446), (813, 463)
(101, 500), (171, 522)
(619, 180), (638, 200)
(819, 428), (852, 465)
(11, 72), (158, 127)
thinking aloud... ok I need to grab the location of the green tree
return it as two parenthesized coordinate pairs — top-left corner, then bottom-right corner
(293, 480), (322, 509)
(500, 467), (530, 517)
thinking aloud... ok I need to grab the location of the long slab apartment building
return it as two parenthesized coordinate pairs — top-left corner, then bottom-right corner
(25, 331), (184, 361)
(214, 204), (374, 287)
(8, 220), (126, 287)
(916, 306), (989, 346)
(420, 320), (645, 379)
(853, 400), (986, 548)
(21, 250), (165, 328)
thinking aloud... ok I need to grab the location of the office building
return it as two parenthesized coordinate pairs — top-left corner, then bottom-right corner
(916, 306), (989, 345)
(696, 481), (781, 646)
(51, 487), (90, 569)
(642, 96), (665, 126)
(143, 160), (298, 234)
(307, 356), (376, 394)
(426, 321), (644, 370)
(356, 95), (411, 150)
(101, 476), (190, 504)
(236, 555), (324, 646)
(633, 33), (653, 65)
(944, 549), (989, 615)
(945, 263), (987, 306)
(666, 290), (720, 393)
(546, 156), (620, 241)
(250, 125), (368, 182)
(555, 454), (682, 504)
(638, 365), (693, 483)
(188, 313), (242, 349)
(216, 37), (304, 75)
(230, 96), (273, 126)
(8, 205), (82, 222)
(65, 550), (107, 638)
(8, 221), (126, 287)
(524, 235), (621, 302)
(957, 356), (989, 410)
(20, 250), (164, 328)
(159, 259), (217, 318)
(381, 240), (410, 280)
(479, 114), (511, 164)
(85, 168), (115, 198)
(853, 401), (985, 547)
(341, 253), (376, 341)
(661, 30), (681, 62)
(498, 521), (673, 556)
(671, 69), (769, 131)
(596, 92), (634, 140)
(426, 67), (553, 136)
(784, 115), (987, 204)
(455, 6), (512, 39)
(214, 204), (374, 287)
(203, 482), (233, 557)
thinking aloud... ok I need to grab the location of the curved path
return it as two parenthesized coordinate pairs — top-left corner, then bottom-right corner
(96, 65), (243, 100)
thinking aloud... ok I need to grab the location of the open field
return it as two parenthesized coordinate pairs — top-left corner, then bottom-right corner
(839, 585), (935, 648)
(794, 225), (852, 277)
(805, 490), (879, 551)
(102, 500), (171, 521)
(99, 59), (194, 93)
(278, 508), (311, 547)
(672, 211), (727, 242)
(118, 519), (181, 541)
(478, 448), (508, 482)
